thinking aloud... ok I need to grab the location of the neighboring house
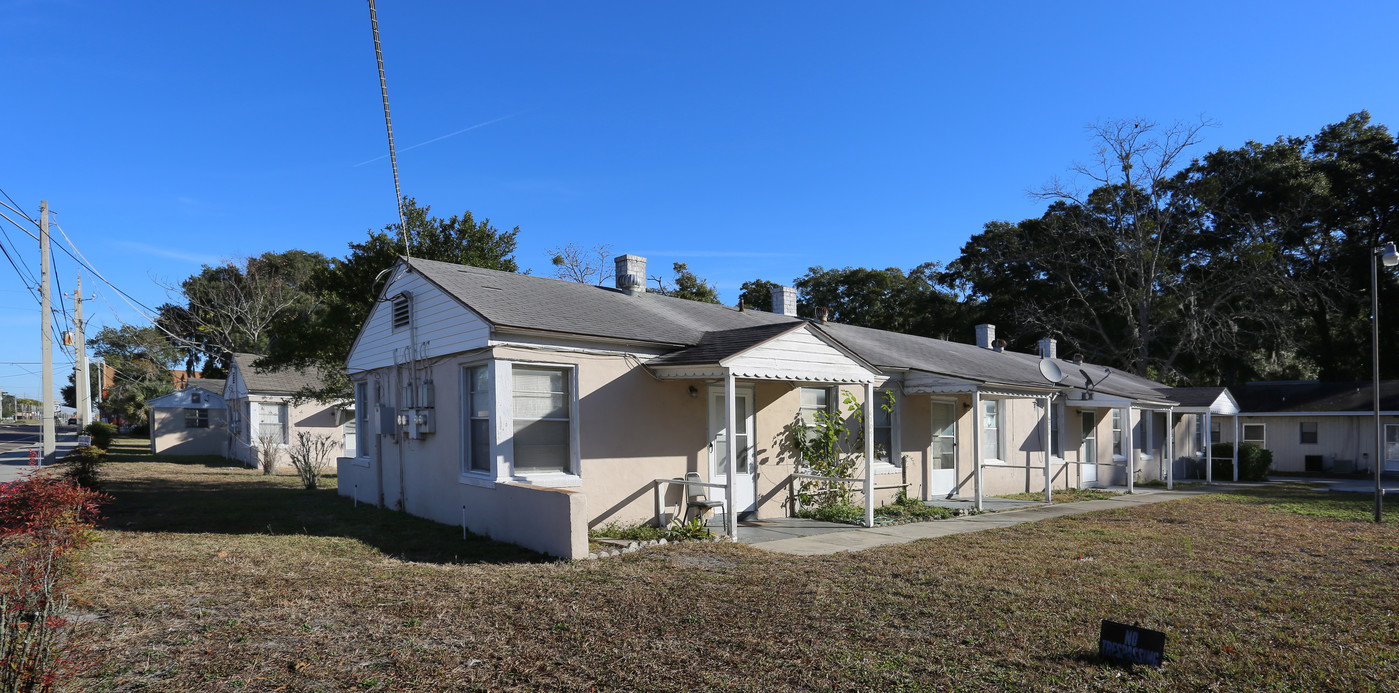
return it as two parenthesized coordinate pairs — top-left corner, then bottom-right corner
(1224, 381), (1399, 475)
(146, 386), (228, 455)
(338, 255), (1191, 559)
(225, 353), (353, 467)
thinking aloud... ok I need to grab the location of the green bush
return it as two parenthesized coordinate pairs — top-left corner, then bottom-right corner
(1210, 441), (1273, 481)
(795, 501), (864, 524)
(82, 421), (118, 450)
(59, 445), (108, 490)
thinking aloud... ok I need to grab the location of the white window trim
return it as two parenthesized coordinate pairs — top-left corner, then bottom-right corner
(1048, 399), (1065, 462)
(1111, 409), (1125, 462)
(458, 359), (496, 487)
(1081, 410), (1098, 464)
(981, 398), (1005, 464)
(1299, 421), (1319, 445)
(501, 360), (581, 487)
(253, 400), (291, 449)
(871, 388), (900, 475)
(1242, 423), (1266, 447)
(351, 381), (370, 467)
(1139, 411), (1154, 462)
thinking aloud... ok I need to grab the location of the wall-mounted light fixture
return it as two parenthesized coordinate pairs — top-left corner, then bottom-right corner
(688, 386), (699, 398)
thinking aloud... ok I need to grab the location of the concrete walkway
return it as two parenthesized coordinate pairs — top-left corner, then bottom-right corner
(748, 485), (1245, 556)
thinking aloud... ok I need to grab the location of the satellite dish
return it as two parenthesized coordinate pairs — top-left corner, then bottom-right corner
(1038, 359), (1064, 384)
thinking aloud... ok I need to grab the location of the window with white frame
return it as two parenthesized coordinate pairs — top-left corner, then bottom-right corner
(1141, 412), (1153, 455)
(257, 402), (288, 446)
(1112, 409), (1124, 457)
(184, 408), (209, 428)
(799, 387), (830, 427)
(354, 382), (369, 457)
(1195, 414), (1206, 453)
(1242, 423), (1266, 447)
(1049, 400), (1062, 458)
(1081, 411), (1097, 466)
(1210, 419), (1222, 444)
(464, 365), (491, 473)
(981, 399), (1000, 461)
(873, 390), (896, 466)
(1299, 421), (1318, 445)
(512, 366), (571, 473)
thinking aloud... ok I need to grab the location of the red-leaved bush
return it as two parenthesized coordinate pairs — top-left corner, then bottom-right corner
(0, 477), (107, 692)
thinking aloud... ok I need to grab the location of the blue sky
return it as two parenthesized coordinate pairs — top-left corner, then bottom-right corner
(2, 0), (1397, 400)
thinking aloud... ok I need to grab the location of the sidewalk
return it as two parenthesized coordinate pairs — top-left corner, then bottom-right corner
(750, 485), (1244, 556)
(0, 433), (81, 483)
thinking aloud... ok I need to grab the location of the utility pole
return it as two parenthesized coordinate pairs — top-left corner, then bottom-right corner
(39, 201), (55, 464)
(74, 275), (91, 428)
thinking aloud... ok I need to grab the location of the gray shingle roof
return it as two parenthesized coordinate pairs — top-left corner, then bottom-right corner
(1157, 386), (1230, 408)
(409, 258), (798, 346)
(404, 257), (1177, 403)
(185, 378), (226, 394)
(646, 323), (807, 366)
(819, 321), (1174, 402)
(233, 353), (326, 396)
(1233, 381), (1399, 413)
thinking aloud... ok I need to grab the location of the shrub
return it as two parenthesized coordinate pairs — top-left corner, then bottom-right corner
(1211, 441), (1273, 481)
(876, 493), (957, 521)
(80, 422), (116, 451)
(57, 446), (107, 491)
(795, 501), (864, 525)
(287, 431), (337, 490)
(255, 432), (283, 476)
(0, 477), (107, 691)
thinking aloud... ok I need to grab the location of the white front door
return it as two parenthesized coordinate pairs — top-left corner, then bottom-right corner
(929, 400), (957, 498)
(708, 388), (756, 517)
(1081, 411), (1099, 486)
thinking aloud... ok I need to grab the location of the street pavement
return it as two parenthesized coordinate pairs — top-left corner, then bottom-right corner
(0, 422), (81, 483)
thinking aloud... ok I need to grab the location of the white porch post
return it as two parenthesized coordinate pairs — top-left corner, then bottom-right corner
(724, 369), (737, 539)
(1125, 406), (1135, 493)
(1166, 408), (1175, 491)
(972, 390), (983, 511)
(1042, 396), (1052, 504)
(1232, 414), (1240, 481)
(1205, 411), (1214, 484)
(863, 381), (875, 528)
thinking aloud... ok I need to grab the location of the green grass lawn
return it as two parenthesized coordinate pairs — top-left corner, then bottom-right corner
(70, 454), (1399, 691)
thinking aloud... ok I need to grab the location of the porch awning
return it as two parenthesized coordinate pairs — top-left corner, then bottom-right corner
(646, 322), (884, 384)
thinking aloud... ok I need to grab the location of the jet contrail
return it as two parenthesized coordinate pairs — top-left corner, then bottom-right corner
(355, 113), (522, 167)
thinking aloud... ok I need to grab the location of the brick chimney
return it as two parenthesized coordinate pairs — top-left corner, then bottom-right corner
(1038, 338), (1057, 359)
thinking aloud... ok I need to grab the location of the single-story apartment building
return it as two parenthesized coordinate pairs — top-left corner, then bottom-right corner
(337, 255), (1213, 559)
(1224, 380), (1399, 475)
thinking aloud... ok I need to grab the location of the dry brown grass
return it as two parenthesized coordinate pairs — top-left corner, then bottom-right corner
(71, 459), (1399, 692)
